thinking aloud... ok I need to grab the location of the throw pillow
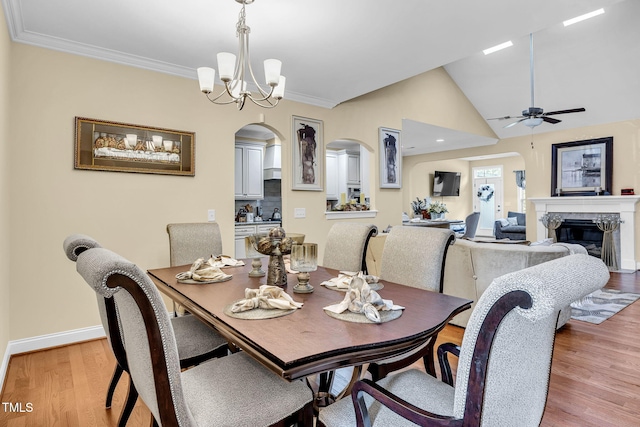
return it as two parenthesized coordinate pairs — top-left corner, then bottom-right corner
(507, 217), (518, 226)
(498, 218), (509, 227)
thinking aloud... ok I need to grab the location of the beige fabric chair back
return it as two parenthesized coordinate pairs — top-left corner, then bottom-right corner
(379, 226), (455, 292)
(453, 254), (609, 425)
(167, 222), (223, 266)
(322, 222), (377, 273)
(76, 247), (196, 426)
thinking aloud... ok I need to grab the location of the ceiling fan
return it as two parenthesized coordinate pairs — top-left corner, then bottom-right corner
(488, 33), (585, 129)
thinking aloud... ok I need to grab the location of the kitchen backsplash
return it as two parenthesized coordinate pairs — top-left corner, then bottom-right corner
(234, 179), (282, 220)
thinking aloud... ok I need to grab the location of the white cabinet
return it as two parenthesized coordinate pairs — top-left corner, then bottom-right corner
(325, 151), (339, 200)
(235, 143), (264, 200)
(234, 223), (281, 258)
(346, 152), (360, 185)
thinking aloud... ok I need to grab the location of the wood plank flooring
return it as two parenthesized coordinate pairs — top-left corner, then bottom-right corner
(1, 271), (639, 426)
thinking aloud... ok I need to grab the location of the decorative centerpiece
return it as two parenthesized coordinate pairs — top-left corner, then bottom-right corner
(428, 201), (448, 219)
(411, 197), (430, 219)
(249, 227), (296, 287)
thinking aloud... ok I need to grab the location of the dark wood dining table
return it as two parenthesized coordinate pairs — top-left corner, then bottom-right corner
(147, 262), (471, 385)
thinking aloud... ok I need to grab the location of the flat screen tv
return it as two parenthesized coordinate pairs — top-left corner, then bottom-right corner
(433, 171), (461, 196)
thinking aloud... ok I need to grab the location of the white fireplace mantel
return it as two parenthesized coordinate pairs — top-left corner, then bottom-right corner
(530, 196), (640, 270)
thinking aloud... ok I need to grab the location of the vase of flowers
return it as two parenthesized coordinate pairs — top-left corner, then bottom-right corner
(428, 201), (448, 220)
(411, 197), (430, 218)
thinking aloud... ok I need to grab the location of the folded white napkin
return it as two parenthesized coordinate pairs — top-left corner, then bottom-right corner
(231, 285), (304, 313)
(210, 255), (245, 268)
(175, 257), (232, 282)
(321, 271), (379, 290)
(323, 275), (404, 323)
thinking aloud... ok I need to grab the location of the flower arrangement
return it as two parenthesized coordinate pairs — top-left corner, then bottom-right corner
(428, 201), (448, 214)
(411, 197), (430, 215)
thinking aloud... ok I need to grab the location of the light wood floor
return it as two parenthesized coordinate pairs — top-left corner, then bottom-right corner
(1, 272), (639, 427)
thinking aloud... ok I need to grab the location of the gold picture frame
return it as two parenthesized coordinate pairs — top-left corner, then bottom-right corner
(74, 117), (195, 176)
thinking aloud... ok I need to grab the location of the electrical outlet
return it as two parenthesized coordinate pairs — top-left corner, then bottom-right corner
(294, 208), (306, 218)
(207, 209), (216, 222)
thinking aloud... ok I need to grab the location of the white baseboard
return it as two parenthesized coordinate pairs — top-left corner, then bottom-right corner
(1, 325), (105, 387)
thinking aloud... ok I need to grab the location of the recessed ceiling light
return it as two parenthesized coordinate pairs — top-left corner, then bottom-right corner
(563, 8), (604, 27)
(483, 41), (513, 55)
(436, 139), (445, 142)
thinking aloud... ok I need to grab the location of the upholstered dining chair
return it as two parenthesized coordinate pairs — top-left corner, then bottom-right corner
(461, 211), (480, 239)
(318, 254), (609, 427)
(74, 245), (314, 427)
(322, 222), (378, 273)
(63, 234), (229, 427)
(167, 222), (224, 315)
(367, 226), (456, 380)
(167, 222), (224, 266)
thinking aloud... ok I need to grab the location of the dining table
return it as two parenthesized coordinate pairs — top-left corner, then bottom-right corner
(147, 261), (471, 400)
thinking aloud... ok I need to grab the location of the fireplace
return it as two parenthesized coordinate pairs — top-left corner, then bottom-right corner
(556, 219), (604, 258)
(530, 196), (640, 271)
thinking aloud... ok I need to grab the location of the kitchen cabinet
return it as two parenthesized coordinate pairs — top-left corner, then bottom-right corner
(235, 143), (264, 200)
(234, 222), (281, 258)
(325, 151), (339, 200)
(346, 152), (360, 185)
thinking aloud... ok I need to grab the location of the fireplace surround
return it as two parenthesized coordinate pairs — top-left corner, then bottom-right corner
(530, 196), (640, 271)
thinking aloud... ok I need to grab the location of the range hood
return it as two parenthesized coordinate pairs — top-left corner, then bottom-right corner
(263, 144), (281, 180)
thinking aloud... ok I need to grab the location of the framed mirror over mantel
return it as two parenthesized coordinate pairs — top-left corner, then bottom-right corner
(551, 136), (612, 197)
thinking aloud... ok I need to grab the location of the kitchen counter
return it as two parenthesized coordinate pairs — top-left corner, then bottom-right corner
(234, 220), (282, 226)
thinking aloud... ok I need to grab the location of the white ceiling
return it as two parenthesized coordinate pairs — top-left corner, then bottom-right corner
(3, 0), (638, 153)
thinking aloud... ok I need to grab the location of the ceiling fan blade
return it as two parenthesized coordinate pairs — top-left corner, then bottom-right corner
(504, 119), (525, 128)
(542, 116), (561, 124)
(544, 108), (586, 116)
(487, 116), (514, 121)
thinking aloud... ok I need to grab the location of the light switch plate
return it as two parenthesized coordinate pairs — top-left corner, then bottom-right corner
(294, 208), (306, 218)
(207, 209), (216, 221)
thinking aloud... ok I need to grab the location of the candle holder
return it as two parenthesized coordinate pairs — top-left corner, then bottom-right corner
(593, 214), (623, 271)
(245, 234), (267, 277)
(290, 243), (318, 294)
(249, 227), (295, 287)
(540, 213), (563, 242)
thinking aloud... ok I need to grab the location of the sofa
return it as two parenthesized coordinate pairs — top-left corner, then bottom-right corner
(442, 239), (587, 328)
(494, 211), (527, 240)
(365, 235), (587, 328)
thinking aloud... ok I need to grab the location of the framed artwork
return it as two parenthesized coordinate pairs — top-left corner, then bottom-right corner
(75, 117), (195, 176)
(292, 116), (323, 191)
(379, 127), (402, 188)
(551, 136), (613, 196)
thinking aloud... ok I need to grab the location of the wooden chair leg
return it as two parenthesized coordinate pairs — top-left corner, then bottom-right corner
(118, 377), (138, 427)
(106, 363), (124, 409)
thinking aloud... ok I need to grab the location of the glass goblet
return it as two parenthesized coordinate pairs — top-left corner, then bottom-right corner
(245, 234), (267, 277)
(290, 243), (318, 294)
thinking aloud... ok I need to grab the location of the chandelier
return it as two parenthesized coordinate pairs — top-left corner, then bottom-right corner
(197, 0), (285, 110)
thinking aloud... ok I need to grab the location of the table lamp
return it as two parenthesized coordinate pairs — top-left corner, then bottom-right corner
(290, 243), (317, 294)
(245, 234), (267, 277)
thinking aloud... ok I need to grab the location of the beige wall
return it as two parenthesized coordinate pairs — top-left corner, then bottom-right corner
(6, 42), (490, 341)
(3, 34), (640, 348)
(400, 155), (525, 224)
(406, 120), (640, 245)
(1, 4), (11, 363)
(402, 158), (473, 219)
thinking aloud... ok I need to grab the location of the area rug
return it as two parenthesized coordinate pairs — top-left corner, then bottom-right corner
(570, 288), (640, 324)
